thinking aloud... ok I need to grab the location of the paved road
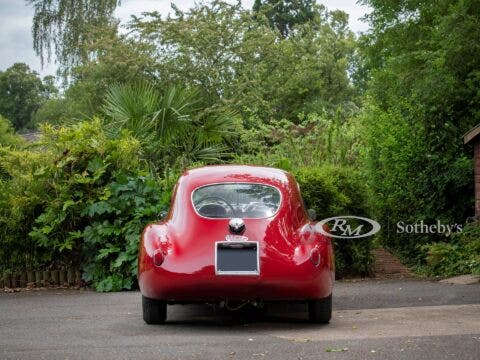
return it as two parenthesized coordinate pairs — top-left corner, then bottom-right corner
(1, 279), (479, 359)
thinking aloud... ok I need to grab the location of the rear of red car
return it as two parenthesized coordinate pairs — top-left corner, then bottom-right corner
(138, 165), (334, 323)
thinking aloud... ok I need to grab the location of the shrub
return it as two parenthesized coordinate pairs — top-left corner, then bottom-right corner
(361, 95), (474, 266)
(0, 146), (50, 271)
(236, 112), (362, 168)
(0, 115), (24, 147)
(0, 119), (172, 291)
(418, 224), (480, 276)
(294, 165), (372, 277)
(82, 175), (170, 291)
(28, 119), (142, 264)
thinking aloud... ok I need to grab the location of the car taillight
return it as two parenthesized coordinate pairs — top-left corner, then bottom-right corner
(153, 249), (165, 267)
(310, 248), (320, 267)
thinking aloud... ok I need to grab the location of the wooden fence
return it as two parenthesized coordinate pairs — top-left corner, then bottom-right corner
(1, 269), (82, 288)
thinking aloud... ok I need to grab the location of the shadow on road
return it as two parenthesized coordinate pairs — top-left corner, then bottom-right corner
(156, 302), (325, 328)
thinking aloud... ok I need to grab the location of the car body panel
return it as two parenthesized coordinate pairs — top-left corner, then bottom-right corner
(138, 165), (334, 302)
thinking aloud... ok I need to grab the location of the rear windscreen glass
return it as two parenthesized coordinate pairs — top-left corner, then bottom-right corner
(192, 183), (281, 218)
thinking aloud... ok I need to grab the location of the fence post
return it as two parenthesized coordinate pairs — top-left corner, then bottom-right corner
(35, 270), (42, 287)
(27, 270), (35, 285)
(20, 272), (27, 287)
(67, 269), (74, 285)
(51, 270), (59, 286)
(59, 269), (67, 286)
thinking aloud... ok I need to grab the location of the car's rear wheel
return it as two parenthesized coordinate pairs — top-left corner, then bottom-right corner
(308, 294), (332, 323)
(142, 296), (167, 324)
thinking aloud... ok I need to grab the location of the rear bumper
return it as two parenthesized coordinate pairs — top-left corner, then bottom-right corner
(139, 261), (333, 301)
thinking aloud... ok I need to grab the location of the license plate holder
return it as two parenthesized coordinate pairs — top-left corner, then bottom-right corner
(215, 241), (259, 275)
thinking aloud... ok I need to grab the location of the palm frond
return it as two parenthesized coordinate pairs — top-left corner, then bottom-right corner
(193, 108), (240, 146)
(102, 82), (159, 140)
(151, 86), (200, 139)
(102, 82), (238, 170)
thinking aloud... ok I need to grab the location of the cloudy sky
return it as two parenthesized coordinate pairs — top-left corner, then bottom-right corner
(0, 0), (370, 78)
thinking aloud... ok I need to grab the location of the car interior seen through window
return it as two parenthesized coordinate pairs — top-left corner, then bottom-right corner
(192, 183), (281, 218)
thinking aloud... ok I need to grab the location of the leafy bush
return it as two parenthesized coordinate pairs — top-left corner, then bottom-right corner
(0, 119), (172, 291)
(82, 175), (170, 291)
(28, 119), (142, 261)
(418, 224), (480, 277)
(0, 115), (24, 147)
(237, 112), (362, 168)
(361, 100), (474, 265)
(0, 145), (50, 271)
(359, 0), (479, 265)
(294, 166), (372, 277)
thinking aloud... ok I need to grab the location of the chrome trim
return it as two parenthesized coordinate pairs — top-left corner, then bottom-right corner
(225, 234), (248, 242)
(229, 218), (245, 233)
(191, 182), (283, 220)
(215, 241), (260, 276)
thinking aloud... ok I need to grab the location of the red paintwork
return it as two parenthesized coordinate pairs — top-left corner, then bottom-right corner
(138, 165), (334, 301)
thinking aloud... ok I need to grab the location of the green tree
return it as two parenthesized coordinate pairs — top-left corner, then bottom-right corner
(32, 1), (357, 125)
(253, 0), (316, 38)
(359, 0), (480, 260)
(130, 1), (248, 104)
(0, 63), (55, 130)
(34, 23), (157, 125)
(237, 8), (356, 121)
(27, 0), (120, 72)
(131, 1), (356, 122)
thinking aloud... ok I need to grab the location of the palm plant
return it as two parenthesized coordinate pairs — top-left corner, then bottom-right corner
(102, 82), (238, 170)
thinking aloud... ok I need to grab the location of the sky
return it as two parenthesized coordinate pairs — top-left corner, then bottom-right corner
(0, 0), (370, 78)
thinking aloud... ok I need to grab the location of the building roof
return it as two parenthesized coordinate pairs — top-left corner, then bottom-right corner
(464, 124), (480, 144)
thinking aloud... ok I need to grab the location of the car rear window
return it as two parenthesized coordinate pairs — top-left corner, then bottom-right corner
(192, 183), (281, 219)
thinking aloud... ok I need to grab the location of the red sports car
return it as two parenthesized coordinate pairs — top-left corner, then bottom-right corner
(138, 165), (334, 323)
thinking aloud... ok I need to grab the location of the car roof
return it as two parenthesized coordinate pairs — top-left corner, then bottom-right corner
(180, 165), (291, 188)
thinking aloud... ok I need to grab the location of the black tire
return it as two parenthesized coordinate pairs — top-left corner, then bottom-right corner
(142, 296), (167, 324)
(308, 294), (332, 323)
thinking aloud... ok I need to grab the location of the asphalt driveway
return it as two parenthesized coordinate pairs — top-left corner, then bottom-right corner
(1, 279), (479, 359)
